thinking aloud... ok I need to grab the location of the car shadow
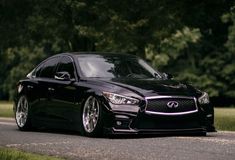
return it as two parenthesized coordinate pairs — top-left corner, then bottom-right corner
(15, 127), (212, 139)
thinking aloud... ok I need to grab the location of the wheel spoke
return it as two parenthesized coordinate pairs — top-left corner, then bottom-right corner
(22, 118), (26, 125)
(19, 117), (23, 126)
(23, 100), (27, 111)
(20, 99), (23, 108)
(90, 118), (94, 129)
(87, 119), (91, 131)
(92, 98), (96, 108)
(92, 117), (97, 126)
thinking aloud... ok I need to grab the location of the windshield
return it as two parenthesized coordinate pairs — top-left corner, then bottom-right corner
(76, 55), (162, 79)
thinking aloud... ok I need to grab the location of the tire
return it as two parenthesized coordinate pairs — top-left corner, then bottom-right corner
(15, 95), (32, 131)
(81, 96), (103, 137)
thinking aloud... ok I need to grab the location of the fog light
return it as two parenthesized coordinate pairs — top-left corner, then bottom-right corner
(116, 121), (122, 126)
(115, 115), (129, 119)
(206, 114), (212, 118)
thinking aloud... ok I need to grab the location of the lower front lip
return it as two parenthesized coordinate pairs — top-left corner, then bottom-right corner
(111, 128), (207, 135)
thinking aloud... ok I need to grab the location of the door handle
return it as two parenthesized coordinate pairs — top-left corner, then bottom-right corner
(48, 87), (55, 91)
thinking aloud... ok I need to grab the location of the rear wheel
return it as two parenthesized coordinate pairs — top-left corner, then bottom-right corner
(15, 95), (31, 131)
(81, 96), (103, 137)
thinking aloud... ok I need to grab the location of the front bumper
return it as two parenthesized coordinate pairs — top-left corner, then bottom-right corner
(104, 110), (208, 135)
(107, 127), (207, 136)
(102, 96), (215, 135)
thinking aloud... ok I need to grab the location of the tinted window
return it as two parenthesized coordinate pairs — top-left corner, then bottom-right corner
(34, 63), (44, 77)
(40, 57), (59, 78)
(57, 56), (75, 78)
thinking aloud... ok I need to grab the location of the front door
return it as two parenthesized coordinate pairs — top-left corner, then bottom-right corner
(49, 56), (79, 128)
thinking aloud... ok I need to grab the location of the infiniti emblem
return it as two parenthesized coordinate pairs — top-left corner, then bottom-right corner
(167, 101), (179, 108)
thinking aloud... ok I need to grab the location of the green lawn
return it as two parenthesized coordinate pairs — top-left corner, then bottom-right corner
(215, 108), (235, 131)
(0, 101), (234, 131)
(0, 148), (64, 160)
(0, 101), (14, 117)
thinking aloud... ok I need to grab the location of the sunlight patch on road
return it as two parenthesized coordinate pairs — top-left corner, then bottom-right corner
(175, 136), (235, 145)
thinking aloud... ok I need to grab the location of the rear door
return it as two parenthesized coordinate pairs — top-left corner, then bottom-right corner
(32, 56), (60, 123)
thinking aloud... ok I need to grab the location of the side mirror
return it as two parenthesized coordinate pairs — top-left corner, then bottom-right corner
(55, 71), (71, 81)
(163, 73), (173, 80)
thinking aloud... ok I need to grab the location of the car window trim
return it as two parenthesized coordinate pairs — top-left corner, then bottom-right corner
(33, 56), (61, 79)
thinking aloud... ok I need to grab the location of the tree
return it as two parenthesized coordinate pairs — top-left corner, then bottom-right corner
(0, 0), (234, 103)
(220, 5), (235, 98)
(146, 0), (234, 99)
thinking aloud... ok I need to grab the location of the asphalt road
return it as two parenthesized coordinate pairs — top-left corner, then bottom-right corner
(0, 118), (235, 160)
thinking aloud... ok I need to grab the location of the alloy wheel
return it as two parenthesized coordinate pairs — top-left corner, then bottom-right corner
(16, 96), (29, 127)
(82, 96), (100, 133)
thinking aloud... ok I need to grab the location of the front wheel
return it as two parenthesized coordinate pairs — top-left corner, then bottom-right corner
(81, 96), (103, 137)
(15, 95), (32, 131)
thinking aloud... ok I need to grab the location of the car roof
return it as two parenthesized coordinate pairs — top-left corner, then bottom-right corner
(56, 52), (138, 59)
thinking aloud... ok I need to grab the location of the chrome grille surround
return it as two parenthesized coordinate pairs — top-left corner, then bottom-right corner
(144, 96), (198, 116)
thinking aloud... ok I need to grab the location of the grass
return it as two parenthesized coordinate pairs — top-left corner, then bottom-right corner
(0, 101), (235, 131)
(214, 108), (235, 131)
(0, 101), (14, 117)
(0, 148), (64, 160)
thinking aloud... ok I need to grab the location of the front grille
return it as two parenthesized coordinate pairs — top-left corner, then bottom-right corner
(130, 114), (202, 129)
(145, 96), (197, 115)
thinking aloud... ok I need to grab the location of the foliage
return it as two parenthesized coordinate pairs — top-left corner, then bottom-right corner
(0, 101), (14, 117)
(221, 5), (235, 97)
(145, 27), (201, 68)
(0, 0), (235, 102)
(0, 148), (64, 160)
(215, 108), (235, 131)
(2, 45), (46, 100)
(145, 1), (235, 98)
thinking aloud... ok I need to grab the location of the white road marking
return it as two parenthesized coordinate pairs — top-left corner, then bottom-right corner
(6, 141), (71, 147)
(0, 117), (14, 121)
(0, 117), (15, 125)
(0, 121), (16, 126)
(219, 131), (235, 134)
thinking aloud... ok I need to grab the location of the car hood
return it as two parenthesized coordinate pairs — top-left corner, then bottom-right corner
(89, 78), (201, 98)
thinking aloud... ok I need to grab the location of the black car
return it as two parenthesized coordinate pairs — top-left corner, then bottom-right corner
(14, 52), (215, 137)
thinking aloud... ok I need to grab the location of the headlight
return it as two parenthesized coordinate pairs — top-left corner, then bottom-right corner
(198, 92), (210, 104)
(103, 92), (139, 105)
(18, 84), (23, 93)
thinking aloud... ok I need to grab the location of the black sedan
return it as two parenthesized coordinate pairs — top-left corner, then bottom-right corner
(13, 52), (215, 137)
